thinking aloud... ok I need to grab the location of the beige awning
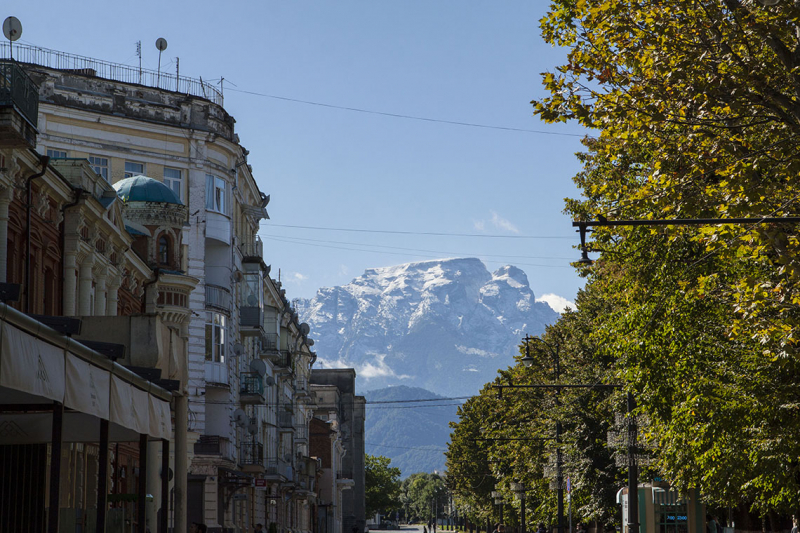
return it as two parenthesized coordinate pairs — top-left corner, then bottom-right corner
(0, 322), (65, 402)
(65, 352), (110, 420)
(0, 310), (173, 441)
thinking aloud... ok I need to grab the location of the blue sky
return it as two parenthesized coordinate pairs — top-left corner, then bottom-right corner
(7, 2), (589, 308)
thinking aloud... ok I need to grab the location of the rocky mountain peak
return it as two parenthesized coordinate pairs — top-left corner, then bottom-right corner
(298, 258), (559, 396)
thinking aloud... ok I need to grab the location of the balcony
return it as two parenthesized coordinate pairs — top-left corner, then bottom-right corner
(259, 332), (280, 361)
(294, 424), (308, 443)
(205, 284), (232, 315)
(277, 411), (293, 431)
(295, 376), (309, 398)
(265, 458), (294, 481)
(240, 440), (264, 473)
(336, 470), (355, 489)
(0, 60), (39, 147)
(194, 436), (236, 463)
(273, 351), (292, 374)
(240, 307), (264, 336)
(204, 361), (229, 389)
(240, 237), (264, 263)
(240, 372), (264, 404)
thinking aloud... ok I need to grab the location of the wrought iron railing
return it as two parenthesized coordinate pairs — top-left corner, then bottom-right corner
(0, 42), (223, 105)
(240, 372), (264, 396)
(194, 435), (235, 462)
(261, 332), (279, 353)
(239, 237), (263, 261)
(205, 284), (232, 314)
(294, 424), (309, 441)
(0, 59), (39, 127)
(240, 440), (264, 466)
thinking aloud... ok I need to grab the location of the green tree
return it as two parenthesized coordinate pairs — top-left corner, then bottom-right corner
(401, 473), (447, 522)
(365, 454), (402, 518)
(532, 0), (800, 513)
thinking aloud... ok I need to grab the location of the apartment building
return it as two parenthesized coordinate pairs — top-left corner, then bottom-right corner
(1, 41), (325, 533)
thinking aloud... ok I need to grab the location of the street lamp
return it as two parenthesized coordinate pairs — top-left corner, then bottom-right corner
(523, 335), (564, 533)
(510, 483), (526, 533)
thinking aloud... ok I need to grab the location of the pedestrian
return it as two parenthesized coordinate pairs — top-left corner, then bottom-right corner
(255, 524), (265, 533)
(707, 515), (718, 533)
(791, 516), (798, 533)
(190, 523), (207, 533)
(424, 527), (428, 533)
(577, 523), (586, 533)
(537, 524), (547, 533)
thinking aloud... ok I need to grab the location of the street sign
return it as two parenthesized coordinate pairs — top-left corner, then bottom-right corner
(255, 479), (268, 490)
(566, 477), (571, 493)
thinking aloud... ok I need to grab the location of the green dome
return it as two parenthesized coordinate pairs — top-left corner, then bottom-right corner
(114, 175), (182, 205)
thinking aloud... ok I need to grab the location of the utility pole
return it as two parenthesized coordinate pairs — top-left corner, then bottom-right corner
(627, 393), (639, 533)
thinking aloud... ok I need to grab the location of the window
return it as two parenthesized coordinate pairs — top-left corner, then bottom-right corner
(164, 167), (182, 202)
(47, 149), (67, 159)
(124, 161), (145, 178)
(158, 235), (170, 266)
(205, 313), (226, 362)
(205, 174), (227, 214)
(88, 156), (109, 181)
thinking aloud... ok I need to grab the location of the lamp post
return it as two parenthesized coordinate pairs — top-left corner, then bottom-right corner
(522, 336), (564, 533)
(510, 483), (526, 533)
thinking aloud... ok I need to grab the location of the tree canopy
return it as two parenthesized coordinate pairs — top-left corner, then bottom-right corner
(449, 0), (800, 522)
(365, 454), (402, 518)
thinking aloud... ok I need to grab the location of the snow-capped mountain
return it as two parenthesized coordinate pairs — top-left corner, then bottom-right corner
(296, 258), (560, 396)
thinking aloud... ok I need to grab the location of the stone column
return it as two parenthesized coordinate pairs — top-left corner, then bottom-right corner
(78, 256), (95, 316)
(63, 252), (78, 316)
(106, 276), (120, 317)
(174, 394), (188, 533)
(146, 439), (161, 531)
(94, 268), (107, 316)
(0, 187), (14, 283)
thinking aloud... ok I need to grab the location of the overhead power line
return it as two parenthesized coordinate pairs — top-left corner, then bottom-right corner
(366, 442), (448, 451)
(366, 397), (472, 404)
(227, 87), (586, 137)
(260, 223), (573, 240)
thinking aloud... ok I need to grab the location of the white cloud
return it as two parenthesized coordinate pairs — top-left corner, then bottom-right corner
(357, 353), (412, 380)
(288, 272), (307, 283)
(536, 293), (574, 314)
(338, 264), (349, 276)
(490, 211), (519, 234)
(474, 211), (519, 234)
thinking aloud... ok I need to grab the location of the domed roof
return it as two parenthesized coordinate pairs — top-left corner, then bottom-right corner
(113, 175), (182, 205)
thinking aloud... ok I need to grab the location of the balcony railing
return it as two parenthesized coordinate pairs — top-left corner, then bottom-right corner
(194, 436), (235, 462)
(278, 411), (293, 429)
(240, 440), (264, 466)
(261, 333), (279, 353)
(240, 307), (263, 330)
(0, 60), (39, 128)
(1, 42), (223, 105)
(204, 361), (229, 388)
(240, 372), (264, 396)
(294, 425), (308, 441)
(266, 459), (294, 480)
(205, 284), (232, 314)
(240, 237), (263, 262)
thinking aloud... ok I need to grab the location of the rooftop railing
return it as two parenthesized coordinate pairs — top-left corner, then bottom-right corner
(0, 42), (223, 106)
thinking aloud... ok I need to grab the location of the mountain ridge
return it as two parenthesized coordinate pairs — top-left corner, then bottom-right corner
(297, 257), (559, 396)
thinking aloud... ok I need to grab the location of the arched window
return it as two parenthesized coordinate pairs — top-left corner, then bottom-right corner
(158, 235), (170, 266)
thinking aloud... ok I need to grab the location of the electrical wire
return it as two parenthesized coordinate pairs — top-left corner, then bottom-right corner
(260, 223), (573, 240)
(260, 232), (574, 261)
(226, 87), (586, 137)
(366, 442), (448, 451)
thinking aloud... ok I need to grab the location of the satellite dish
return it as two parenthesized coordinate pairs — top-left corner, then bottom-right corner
(247, 294), (258, 306)
(260, 193), (270, 209)
(233, 408), (247, 427)
(300, 323), (310, 336)
(265, 376), (275, 387)
(247, 420), (258, 435)
(249, 359), (267, 378)
(307, 338), (314, 347)
(155, 37), (168, 51)
(232, 270), (244, 283)
(233, 343), (244, 357)
(3, 17), (22, 42)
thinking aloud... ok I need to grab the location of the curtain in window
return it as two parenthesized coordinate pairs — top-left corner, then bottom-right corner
(206, 174), (215, 210)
